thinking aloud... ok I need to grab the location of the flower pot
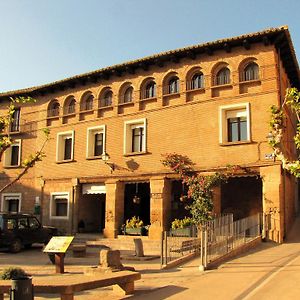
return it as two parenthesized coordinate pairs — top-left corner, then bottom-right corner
(124, 227), (145, 236)
(170, 227), (192, 237)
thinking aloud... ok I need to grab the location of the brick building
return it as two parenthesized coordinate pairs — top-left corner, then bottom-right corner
(0, 26), (299, 242)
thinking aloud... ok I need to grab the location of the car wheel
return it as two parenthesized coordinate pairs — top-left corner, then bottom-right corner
(10, 238), (22, 253)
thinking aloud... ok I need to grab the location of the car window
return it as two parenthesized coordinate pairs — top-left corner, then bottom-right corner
(28, 217), (40, 229)
(18, 218), (28, 229)
(7, 218), (17, 230)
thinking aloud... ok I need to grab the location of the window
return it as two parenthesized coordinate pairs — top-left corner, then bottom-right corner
(216, 67), (230, 85)
(100, 90), (113, 107)
(145, 81), (156, 98)
(10, 108), (20, 132)
(48, 101), (60, 117)
(191, 73), (204, 89)
(4, 140), (21, 167)
(64, 98), (76, 115)
(124, 119), (147, 154)
(50, 193), (69, 219)
(168, 76), (179, 94)
(242, 62), (259, 81)
(1, 193), (21, 213)
(86, 125), (106, 158)
(56, 131), (74, 162)
(219, 103), (250, 144)
(80, 94), (94, 111)
(123, 87), (133, 103)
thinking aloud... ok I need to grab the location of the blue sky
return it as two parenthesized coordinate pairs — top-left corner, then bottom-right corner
(0, 0), (299, 92)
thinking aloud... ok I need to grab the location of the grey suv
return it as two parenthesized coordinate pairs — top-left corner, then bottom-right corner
(0, 213), (58, 253)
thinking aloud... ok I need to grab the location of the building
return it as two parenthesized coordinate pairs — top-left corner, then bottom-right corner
(0, 26), (299, 243)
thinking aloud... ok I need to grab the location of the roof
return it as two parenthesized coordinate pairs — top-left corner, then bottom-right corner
(1, 25), (299, 99)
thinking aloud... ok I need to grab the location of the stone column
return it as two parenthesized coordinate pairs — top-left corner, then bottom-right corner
(103, 180), (125, 238)
(260, 165), (283, 243)
(148, 177), (171, 240)
(71, 178), (80, 234)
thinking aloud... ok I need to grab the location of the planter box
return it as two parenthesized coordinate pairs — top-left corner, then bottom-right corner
(123, 227), (146, 236)
(170, 227), (193, 237)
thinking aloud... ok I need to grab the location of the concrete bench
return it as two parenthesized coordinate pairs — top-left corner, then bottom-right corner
(72, 243), (87, 257)
(0, 270), (141, 300)
(170, 238), (201, 255)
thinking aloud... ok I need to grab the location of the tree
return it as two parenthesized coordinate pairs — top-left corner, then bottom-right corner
(0, 96), (50, 193)
(268, 88), (300, 177)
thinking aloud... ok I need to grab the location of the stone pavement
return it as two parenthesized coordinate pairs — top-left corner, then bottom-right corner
(1, 216), (300, 299)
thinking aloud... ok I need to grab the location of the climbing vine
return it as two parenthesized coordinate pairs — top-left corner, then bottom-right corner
(268, 88), (300, 177)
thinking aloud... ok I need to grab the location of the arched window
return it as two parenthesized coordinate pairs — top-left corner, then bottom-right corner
(123, 86), (133, 103)
(67, 98), (76, 114)
(216, 67), (230, 85)
(168, 76), (179, 94)
(145, 81), (156, 98)
(191, 73), (204, 89)
(48, 101), (60, 117)
(243, 62), (259, 81)
(80, 94), (94, 111)
(101, 90), (112, 107)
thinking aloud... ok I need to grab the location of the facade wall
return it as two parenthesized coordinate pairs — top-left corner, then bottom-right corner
(0, 35), (298, 242)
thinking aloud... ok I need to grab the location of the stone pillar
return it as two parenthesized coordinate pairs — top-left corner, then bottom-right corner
(71, 178), (80, 234)
(103, 180), (125, 238)
(148, 177), (171, 240)
(260, 165), (283, 243)
(212, 186), (221, 215)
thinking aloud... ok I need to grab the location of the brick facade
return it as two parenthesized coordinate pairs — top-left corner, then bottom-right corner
(0, 26), (299, 242)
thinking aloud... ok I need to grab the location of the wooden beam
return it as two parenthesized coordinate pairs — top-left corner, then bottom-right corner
(243, 39), (251, 50)
(205, 47), (213, 56)
(170, 55), (180, 63)
(263, 36), (270, 46)
(223, 43), (231, 53)
(154, 58), (164, 68)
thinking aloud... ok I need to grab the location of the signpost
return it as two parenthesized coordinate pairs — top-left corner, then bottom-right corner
(44, 236), (74, 273)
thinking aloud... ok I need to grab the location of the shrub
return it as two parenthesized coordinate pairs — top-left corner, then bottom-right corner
(125, 216), (144, 228)
(0, 267), (29, 280)
(171, 217), (194, 229)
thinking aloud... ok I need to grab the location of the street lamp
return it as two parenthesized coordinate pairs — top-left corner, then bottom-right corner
(101, 152), (115, 173)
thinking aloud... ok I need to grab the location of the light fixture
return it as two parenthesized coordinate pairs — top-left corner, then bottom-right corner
(132, 183), (141, 204)
(101, 152), (115, 173)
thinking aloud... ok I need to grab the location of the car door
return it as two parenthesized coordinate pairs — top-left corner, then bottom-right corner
(17, 217), (32, 245)
(28, 216), (47, 243)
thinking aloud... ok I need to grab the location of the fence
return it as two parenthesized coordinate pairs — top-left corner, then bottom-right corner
(161, 213), (262, 269)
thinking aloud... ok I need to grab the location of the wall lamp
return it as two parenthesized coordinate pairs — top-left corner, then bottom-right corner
(101, 152), (116, 173)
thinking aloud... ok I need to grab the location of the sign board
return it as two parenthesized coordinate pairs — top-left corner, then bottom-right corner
(43, 236), (74, 253)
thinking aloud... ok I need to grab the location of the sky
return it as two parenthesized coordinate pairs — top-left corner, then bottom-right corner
(0, 0), (300, 93)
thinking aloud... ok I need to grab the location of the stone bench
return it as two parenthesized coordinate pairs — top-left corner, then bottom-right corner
(72, 243), (87, 257)
(0, 270), (141, 300)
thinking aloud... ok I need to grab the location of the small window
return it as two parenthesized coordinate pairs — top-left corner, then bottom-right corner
(216, 67), (230, 85)
(168, 76), (180, 94)
(124, 119), (146, 154)
(100, 91), (113, 107)
(48, 101), (60, 117)
(242, 62), (259, 81)
(10, 108), (20, 132)
(50, 193), (69, 219)
(1, 193), (21, 213)
(86, 125), (106, 158)
(4, 140), (21, 167)
(64, 98), (76, 115)
(56, 131), (74, 162)
(191, 73), (204, 89)
(145, 81), (156, 98)
(80, 94), (94, 111)
(219, 103), (250, 144)
(123, 87), (133, 103)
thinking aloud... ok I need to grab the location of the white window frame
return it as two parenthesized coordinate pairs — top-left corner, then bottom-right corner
(56, 130), (74, 162)
(219, 103), (251, 143)
(1, 193), (22, 212)
(3, 139), (21, 167)
(124, 118), (147, 154)
(50, 192), (70, 220)
(86, 125), (106, 158)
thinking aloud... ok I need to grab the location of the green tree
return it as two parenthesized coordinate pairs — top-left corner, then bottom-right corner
(268, 88), (300, 177)
(0, 96), (49, 193)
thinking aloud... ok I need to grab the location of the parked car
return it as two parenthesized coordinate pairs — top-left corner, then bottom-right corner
(0, 212), (58, 253)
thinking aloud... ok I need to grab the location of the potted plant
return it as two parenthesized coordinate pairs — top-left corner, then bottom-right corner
(122, 216), (146, 236)
(1, 267), (33, 298)
(170, 217), (194, 237)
